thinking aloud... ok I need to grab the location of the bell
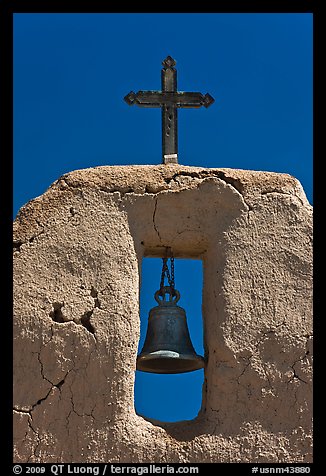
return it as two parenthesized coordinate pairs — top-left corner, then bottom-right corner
(137, 286), (205, 374)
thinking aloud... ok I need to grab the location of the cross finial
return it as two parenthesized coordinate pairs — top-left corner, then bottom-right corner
(124, 56), (214, 164)
(162, 55), (176, 68)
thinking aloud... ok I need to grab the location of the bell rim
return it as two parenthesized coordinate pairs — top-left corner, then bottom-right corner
(136, 350), (205, 374)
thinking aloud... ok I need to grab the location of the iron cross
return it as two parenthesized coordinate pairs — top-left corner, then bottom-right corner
(124, 56), (214, 164)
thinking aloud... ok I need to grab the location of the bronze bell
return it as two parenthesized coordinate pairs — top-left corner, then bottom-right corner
(137, 286), (205, 374)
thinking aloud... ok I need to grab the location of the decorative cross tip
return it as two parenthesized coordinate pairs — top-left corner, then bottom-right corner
(203, 93), (215, 108)
(162, 55), (176, 69)
(124, 91), (137, 105)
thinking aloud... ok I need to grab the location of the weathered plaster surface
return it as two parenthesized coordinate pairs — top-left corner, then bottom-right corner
(13, 165), (312, 462)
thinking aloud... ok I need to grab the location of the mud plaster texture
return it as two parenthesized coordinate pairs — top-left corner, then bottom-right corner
(13, 165), (313, 463)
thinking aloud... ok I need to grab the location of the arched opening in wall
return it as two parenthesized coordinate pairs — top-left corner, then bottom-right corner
(134, 257), (204, 422)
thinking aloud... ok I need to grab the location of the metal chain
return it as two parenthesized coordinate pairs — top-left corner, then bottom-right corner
(160, 254), (175, 291)
(170, 256), (175, 288)
(160, 258), (168, 290)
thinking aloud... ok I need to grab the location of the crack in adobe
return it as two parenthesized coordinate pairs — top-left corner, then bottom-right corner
(288, 350), (310, 384)
(152, 196), (162, 243)
(99, 186), (133, 197)
(37, 351), (54, 388)
(60, 177), (134, 198)
(206, 407), (221, 430)
(26, 414), (41, 463)
(13, 366), (71, 444)
(14, 374), (69, 416)
(54, 378), (66, 390)
(59, 169), (246, 198)
(14, 354), (74, 460)
(65, 409), (72, 439)
(30, 387), (53, 413)
(163, 170), (243, 194)
(13, 219), (45, 252)
(13, 229), (45, 252)
(163, 170), (255, 212)
(13, 407), (32, 415)
(237, 355), (253, 383)
(260, 189), (306, 207)
(14, 405), (41, 461)
(254, 320), (287, 350)
(80, 310), (95, 334)
(66, 369), (96, 422)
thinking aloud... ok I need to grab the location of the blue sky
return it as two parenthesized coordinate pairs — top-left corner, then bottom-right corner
(13, 13), (312, 422)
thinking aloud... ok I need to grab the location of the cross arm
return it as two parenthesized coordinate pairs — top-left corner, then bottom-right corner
(124, 91), (214, 108)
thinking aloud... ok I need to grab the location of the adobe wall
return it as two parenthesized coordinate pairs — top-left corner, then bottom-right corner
(13, 165), (313, 463)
